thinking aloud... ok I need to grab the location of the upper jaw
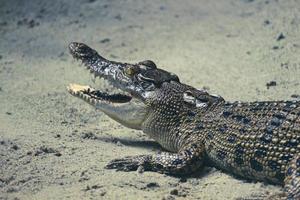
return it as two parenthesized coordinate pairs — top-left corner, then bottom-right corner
(68, 42), (124, 80)
(69, 42), (99, 60)
(68, 42), (142, 100)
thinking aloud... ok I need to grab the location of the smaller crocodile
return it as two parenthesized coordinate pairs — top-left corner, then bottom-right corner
(67, 42), (300, 199)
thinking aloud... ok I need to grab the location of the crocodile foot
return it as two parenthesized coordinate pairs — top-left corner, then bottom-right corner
(105, 155), (151, 172)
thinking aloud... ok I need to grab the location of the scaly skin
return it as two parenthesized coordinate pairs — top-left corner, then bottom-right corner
(67, 42), (300, 199)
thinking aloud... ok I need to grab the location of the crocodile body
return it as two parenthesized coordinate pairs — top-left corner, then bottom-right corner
(67, 42), (300, 199)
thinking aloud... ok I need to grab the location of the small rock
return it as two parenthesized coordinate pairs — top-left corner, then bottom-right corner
(40, 146), (55, 153)
(84, 185), (91, 191)
(170, 188), (179, 196)
(79, 176), (90, 182)
(81, 132), (97, 139)
(100, 38), (110, 43)
(11, 144), (19, 150)
(146, 182), (160, 188)
(264, 20), (270, 25)
(91, 185), (102, 189)
(276, 33), (285, 41)
(54, 152), (62, 157)
(266, 81), (276, 89)
(34, 146), (60, 156)
(291, 94), (300, 99)
(28, 19), (39, 28)
(84, 184), (102, 191)
(100, 191), (106, 196)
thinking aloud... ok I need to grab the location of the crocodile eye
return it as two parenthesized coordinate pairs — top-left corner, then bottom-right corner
(124, 65), (136, 76)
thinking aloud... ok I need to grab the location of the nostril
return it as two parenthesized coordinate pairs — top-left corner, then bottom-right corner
(69, 42), (81, 52)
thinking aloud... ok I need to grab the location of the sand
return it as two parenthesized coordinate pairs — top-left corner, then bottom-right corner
(1, 0), (300, 199)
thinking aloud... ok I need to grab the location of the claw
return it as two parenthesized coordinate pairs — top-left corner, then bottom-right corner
(105, 155), (151, 172)
(105, 157), (140, 171)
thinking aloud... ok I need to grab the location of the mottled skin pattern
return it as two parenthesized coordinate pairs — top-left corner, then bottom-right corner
(67, 42), (300, 199)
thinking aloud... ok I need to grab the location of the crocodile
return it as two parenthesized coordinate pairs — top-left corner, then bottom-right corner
(67, 42), (300, 199)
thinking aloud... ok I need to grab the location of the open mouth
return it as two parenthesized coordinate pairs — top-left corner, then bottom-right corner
(67, 42), (133, 105)
(67, 84), (132, 104)
(67, 42), (149, 130)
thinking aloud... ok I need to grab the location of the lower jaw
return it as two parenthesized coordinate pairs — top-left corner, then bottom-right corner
(67, 83), (147, 130)
(67, 83), (132, 105)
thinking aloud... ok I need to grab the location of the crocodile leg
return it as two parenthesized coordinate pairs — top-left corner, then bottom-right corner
(284, 153), (300, 199)
(105, 142), (205, 175)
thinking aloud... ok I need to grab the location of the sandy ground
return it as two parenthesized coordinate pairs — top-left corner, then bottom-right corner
(1, 0), (300, 199)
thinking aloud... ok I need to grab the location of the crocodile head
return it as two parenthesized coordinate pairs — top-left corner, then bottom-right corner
(68, 43), (223, 150)
(68, 42), (181, 129)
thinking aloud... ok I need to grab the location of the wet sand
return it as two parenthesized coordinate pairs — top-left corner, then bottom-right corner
(1, 0), (300, 199)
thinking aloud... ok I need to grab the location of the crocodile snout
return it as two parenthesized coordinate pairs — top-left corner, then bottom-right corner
(69, 42), (97, 60)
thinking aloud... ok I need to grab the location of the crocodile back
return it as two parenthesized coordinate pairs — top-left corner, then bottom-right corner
(202, 100), (300, 184)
